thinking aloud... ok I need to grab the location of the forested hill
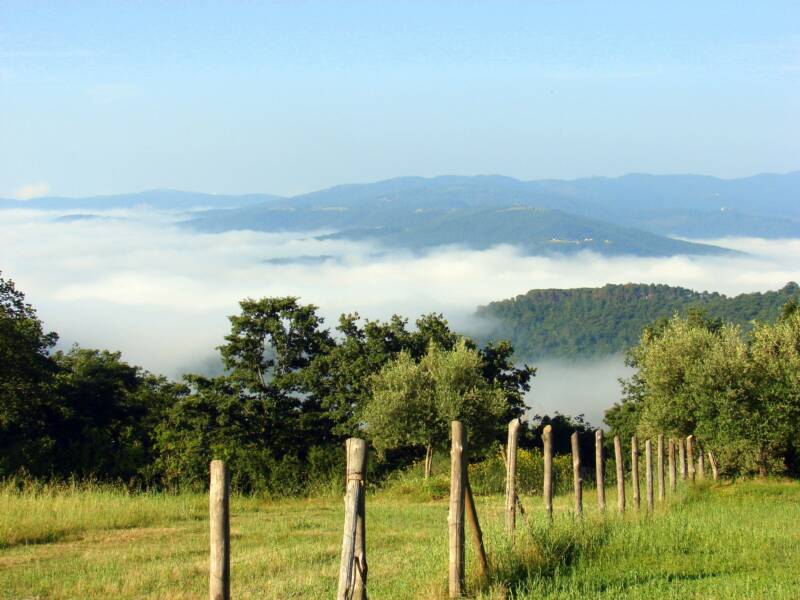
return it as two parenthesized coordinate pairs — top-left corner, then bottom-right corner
(476, 282), (800, 360)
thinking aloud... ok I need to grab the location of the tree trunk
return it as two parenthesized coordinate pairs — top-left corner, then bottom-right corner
(758, 445), (768, 478)
(424, 444), (433, 479)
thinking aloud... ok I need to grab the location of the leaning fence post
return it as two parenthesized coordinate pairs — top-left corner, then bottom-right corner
(337, 438), (367, 600)
(571, 431), (582, 516)
(596, 430), (606, 513)
(449, 421), (466, 599)
(679, 437), (687, 481)
(464, 478), (488, 580)
(657, 434), (665, 502)
(505, 418), (520, 536)
(543, 424), (554, 522)
(614, 435), (625, 514)
(708, 450), (720, 481)
(645, 439), (654, 513)
(686, 435), (696, 483)
(668, 438), (677, 493)
(631, 435), (640, 511)
(209, 460), (230, 600)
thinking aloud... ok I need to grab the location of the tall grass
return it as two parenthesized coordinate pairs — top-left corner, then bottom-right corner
(1, 474), (798, 599)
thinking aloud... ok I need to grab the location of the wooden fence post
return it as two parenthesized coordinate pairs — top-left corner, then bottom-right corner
(668, 438), (677, 493)
(449, 421), (466, 599)
(657, 434), (665, 502)
(505, 418), (520, 536)
(698, 446), (706, 481)
(645, 440), (654, 513)
(686, 435), (696, 483)
(209, 460), (230, 600)
(571, 431), (582, 516)
(708, 450), (720, 481)
(543, 424), (553, 522)
(679, 437), (687, 481)
(337, 438), (367, 600)
(631, 436), (640, 511)
(596, 430), (606, 513)
(464, 479), (489, 581)
(614, 435), (625, 514)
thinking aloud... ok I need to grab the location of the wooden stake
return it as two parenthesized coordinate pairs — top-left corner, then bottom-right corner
(209, 460), (230, 600)
(668, 438), (677, 493)
(614, 435), (625, 514)
(631, 435), (640, 511)
(657, 434), (665, 502)
(571, 431), (582, 516)
(708, 450), (719, 481)
(505, 418), (520, 536)
(449, 421), (466, 599)
(596, 430), (606, 513)
(337, 438), (367, 600)
(686, 435), (696, 483)
(679, 437), (687, 481)
(543, 424), (553, 522)
(646, 439), (654, 513)
(698, 446), (706, 481)
(464, 479), (488, 581)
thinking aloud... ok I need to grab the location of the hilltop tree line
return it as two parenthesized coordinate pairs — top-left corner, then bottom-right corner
(0, 272), (537, 493)
(478, 282), (800, 360)
(605, 305), (800, 476)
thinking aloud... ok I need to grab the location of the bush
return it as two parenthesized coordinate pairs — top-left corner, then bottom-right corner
(468, 446), (573, 496)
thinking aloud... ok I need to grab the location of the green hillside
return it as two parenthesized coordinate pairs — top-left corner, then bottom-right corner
(476, 282), (800, 360)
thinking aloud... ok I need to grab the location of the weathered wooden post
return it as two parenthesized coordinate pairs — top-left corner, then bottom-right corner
(679, 437), (687, 481)
(614, 435), (625, 514)
(668, 438), (677, 493)
(686, 435), (696, 483)
(464, 479), (489, 581)
(337, 438), (368, 600)
(657, 434), (665, 502)
(505, 418), (520, 536)
(708, 450), (720, 481)
(645, 440), (654, 513)
(449, 421), (466, 599)
(209, 460), (230, 600)
(543, 424), (554, 522)
(698, 446), (706, 481)
(571, 431), (582, 516)
(596, 430), (606, 513)
(631, 435), (640, 511)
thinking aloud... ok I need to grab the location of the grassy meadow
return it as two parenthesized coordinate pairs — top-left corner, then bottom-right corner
(1, 476), (799, 599)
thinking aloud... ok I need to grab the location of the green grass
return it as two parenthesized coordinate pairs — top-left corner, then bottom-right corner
(1, 478), (798, 599)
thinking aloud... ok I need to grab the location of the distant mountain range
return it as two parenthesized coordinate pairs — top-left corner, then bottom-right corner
(3, 171), (799, 257)
(476, 282), (800, 360)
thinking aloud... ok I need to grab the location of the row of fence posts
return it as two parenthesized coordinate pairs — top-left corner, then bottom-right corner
(205, 423), (718, 599)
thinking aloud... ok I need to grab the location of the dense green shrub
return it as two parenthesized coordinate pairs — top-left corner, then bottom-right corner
(468, 447), (574, 496)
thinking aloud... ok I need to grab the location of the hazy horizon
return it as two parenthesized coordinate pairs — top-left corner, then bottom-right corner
(3, 1), (799, 198)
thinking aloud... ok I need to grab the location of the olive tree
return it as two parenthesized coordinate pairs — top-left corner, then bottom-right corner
(363, 339), (506, 478)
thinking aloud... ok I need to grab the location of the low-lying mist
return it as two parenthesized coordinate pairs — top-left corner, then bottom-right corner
(2, 208), (799, 421)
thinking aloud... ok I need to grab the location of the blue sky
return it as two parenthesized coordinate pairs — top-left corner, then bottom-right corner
(1, 1), (798, 198)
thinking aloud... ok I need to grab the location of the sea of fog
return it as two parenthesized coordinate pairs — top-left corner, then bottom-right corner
(2, 208), (800, 426)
